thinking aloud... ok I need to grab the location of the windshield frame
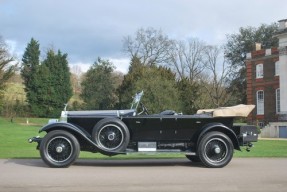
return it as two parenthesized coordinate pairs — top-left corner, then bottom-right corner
(130, 91), (144, 111)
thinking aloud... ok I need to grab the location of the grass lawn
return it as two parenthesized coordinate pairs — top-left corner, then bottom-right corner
(0, 117), (286, 159)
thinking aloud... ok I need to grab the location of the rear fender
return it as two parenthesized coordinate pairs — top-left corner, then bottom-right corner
(39, 122), (122, 156)
(193, 122), (240, 151)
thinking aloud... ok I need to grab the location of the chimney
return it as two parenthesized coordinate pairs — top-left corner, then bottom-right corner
(255, 42), (261, 51)
(278, 19), (287, 31)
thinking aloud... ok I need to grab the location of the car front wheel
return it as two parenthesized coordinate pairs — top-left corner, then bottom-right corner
(197, 131), (234, 168)
(40, 130), (80, 168)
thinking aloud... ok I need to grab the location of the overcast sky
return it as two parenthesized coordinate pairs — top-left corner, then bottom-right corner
(1, 0), (286, 73)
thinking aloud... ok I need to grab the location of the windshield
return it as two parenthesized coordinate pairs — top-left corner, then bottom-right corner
(130, 91), (144, 110)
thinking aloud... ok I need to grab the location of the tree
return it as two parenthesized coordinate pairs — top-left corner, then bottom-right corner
(0, 36), (17, 111)
(169, 38), (207, 83)
(70, 65), (83, 95)
(21, 38), (40, 114)
(118, 56), (181, 114)
(167, 38), (208, 113)
(224, 23), (279, 103)
(42, 49), (73, 117)
(22, 47), (72, 117)
(81, 58), (117, 110)
(176, 78), (199, 114)
(117, 56), (145, 108)
(123, 28), (173, 66)
(201, 45), (235, 108)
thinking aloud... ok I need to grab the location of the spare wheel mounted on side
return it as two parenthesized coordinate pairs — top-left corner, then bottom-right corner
(92, 118), (130, 153)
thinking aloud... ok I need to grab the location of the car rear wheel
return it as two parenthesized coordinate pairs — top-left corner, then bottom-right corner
(197, 131), (233, 168)
(40, 130), (80, 168)
(92, 118), (130, 153)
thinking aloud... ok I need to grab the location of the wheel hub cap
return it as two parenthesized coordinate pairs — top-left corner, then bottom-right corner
(214, 146), (221, 154)
(56, 146), (63, 153)
(108, 133), (115, 141)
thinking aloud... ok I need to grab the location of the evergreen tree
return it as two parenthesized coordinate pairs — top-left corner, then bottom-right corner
(80, 58), (117, 110)
(22, 46), (72, 117)
(118, 56), (144, 108)
(133, 66), (181, 114)
(21, 38), (40, 114)
(176, 78), (199, 114)
(30, 63), (50, 117)
(118, 56), (181, 114)
(38, 49), (72, 117)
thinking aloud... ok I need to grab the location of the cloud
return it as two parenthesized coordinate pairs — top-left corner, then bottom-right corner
(69, 58), (130, 74)
(110, 58), (130, 74)
(1, 0), (286, 73)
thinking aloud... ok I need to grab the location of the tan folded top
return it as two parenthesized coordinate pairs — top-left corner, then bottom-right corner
(196, 104), (255, 117)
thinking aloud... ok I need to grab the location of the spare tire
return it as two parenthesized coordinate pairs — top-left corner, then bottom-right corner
(92, 118), (130, 152)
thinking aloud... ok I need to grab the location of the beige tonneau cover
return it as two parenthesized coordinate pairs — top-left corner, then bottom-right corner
(196, 104), (255, 117)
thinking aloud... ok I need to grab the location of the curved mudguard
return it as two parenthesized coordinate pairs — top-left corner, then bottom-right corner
(193, 122), (240, 150)
(39, 122), (123, 156)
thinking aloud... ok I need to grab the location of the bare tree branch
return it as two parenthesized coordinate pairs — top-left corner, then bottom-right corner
(122, 28), (173, 66)
(168, 38), (207, 84)
(201, 45), (234, 107)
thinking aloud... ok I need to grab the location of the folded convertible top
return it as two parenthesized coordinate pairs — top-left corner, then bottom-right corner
(196, 104), (255, 117)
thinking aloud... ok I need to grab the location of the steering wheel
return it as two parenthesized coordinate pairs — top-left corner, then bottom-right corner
(138, 102), (149, 115)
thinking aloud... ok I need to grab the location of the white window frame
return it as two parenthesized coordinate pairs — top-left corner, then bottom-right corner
(275, 61), (279, 76)
(258, 121), (265, 128)
(257, 90), (264, 115)
(256, 64), (263, 78)
(276, 88), (280, 114)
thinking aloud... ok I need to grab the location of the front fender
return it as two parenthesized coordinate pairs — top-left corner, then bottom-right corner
(39, 122), (90, 138)
(193, 122), (240, 151)
(39, 122), (123, 156)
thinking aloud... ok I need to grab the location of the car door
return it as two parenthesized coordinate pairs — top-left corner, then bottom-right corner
(124, 115), (162, 141)
(161, 116), (199, 140)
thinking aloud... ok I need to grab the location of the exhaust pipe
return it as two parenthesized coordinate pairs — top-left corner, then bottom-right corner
(245, 142), (254, 152)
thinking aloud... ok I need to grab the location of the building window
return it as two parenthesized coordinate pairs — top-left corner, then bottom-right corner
(256, 64), (263, 78)
(276, 88), (280, 113)
(257, 90), (264, 115)
(275, 61), (279, 76)
(258, 121), (265, 128)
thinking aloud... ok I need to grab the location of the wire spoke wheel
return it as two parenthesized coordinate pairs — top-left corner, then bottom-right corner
(198, 131), (233, 168)
(40, 130), (80, 168)
(204, 138), (228, 163)
(98, 124), (124, 150)
(46, 136), (73, 163)
(92, 118), (130, 153)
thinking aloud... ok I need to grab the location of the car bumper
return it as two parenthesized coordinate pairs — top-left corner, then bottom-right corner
(28, 136), (42, 150)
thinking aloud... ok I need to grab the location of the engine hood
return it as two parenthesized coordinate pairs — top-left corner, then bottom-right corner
(66, 109), (135, 118)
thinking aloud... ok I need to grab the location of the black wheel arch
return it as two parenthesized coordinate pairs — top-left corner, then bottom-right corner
(192, 122), (240, 151)
(40, 122), (91, 138)
(39, 122), (123, 156)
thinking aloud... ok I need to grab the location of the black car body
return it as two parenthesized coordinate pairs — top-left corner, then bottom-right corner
(29, 91), (258, 168)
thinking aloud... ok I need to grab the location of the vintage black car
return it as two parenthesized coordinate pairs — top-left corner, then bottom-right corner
(29, 91), (258, 168)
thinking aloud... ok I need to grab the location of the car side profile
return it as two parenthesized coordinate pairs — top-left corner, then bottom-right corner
(29, 91), (258, 168)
